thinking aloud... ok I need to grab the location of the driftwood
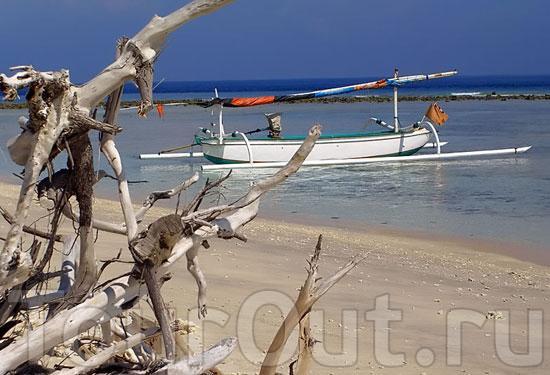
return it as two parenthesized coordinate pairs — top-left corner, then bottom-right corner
(0, 124), (321, 373)
(48, 134), (97, 315)
(0, 1), (366, 374)
(130, 214), (185, 360)
(22, 234), (78, 310)
(136, 172), (200, 222)
(0, 0), (236, 293)
(153, 337), (237, 375)
(260, 235), (364, 375)
(53, 327), (160, 375)
(0, 205), (62, 242)
(0, 0), (236, 371)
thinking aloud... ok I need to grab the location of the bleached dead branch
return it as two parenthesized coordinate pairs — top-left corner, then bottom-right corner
(0, 1), (366, 374)
(0, 0), (235, 293)
(0, 125), (320, 373)
(260, 235), (364, 375)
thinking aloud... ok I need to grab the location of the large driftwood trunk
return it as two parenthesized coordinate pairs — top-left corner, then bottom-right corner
(0, 71), (73, 291)
(0, 0), (235, 293)
(48, 135), (97, 316)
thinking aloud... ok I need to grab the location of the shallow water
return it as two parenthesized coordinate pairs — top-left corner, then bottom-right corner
(1, 99), (549, 249)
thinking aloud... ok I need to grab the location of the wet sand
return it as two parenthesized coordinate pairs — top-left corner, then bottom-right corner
(0, 181), (549, 374)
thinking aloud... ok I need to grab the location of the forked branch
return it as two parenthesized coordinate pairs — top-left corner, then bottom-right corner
(259, 235), (364, 375)
(135, 172), (200, 221)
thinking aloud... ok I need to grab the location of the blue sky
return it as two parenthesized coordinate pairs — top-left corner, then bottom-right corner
(1, 0), (549, 83)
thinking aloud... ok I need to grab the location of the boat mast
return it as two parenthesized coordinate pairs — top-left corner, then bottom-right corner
(215, 88), (225, 142)
(393, 68), (399, 133)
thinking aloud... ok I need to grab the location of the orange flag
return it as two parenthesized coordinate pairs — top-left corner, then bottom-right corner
(156, 103), (165, 119)
(425, 102), (449, 125)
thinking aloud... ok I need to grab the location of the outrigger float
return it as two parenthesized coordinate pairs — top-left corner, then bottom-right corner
(139, 69), (531, 170)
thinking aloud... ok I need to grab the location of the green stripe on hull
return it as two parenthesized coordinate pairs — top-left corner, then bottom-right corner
(203, 146), (424, 165)
(394, 146), (423, 157)
(203, 154), (245, 164)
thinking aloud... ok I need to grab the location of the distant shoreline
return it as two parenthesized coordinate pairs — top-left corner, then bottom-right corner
(2, 93), (550, 109)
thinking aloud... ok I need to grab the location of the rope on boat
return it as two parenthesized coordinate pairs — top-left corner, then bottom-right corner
(242, 127), (268, 136)
(159, 142), (199, 154)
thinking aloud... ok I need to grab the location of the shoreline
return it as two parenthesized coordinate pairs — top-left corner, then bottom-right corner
(2, 93), (550, 109)
(264, 210), (550, 267)
(1, 177), (548, 268)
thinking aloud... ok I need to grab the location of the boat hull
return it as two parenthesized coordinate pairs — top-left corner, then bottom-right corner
(201, 146), (532, 171)
(199, 129), (431, 164)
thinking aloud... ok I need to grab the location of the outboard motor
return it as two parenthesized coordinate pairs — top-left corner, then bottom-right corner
(265, 112), (282, 138)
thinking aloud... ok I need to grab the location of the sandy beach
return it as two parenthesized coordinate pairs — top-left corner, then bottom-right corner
(0, 180), (549, 374)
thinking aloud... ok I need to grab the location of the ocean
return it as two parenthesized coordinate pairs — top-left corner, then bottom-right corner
(1, 76), (549, 250)
(117, 75), (550, 102)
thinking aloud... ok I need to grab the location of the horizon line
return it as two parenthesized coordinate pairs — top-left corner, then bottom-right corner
(139, 73), (550, 84)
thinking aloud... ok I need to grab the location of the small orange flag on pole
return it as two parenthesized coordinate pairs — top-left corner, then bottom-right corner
(156, 103), (165, 119)
(425, 102), (448, 125)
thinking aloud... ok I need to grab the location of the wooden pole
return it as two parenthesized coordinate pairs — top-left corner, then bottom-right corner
(393, 68), (399, 133)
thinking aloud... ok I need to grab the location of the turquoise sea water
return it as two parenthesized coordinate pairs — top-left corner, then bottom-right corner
(0, 78), (549, 250)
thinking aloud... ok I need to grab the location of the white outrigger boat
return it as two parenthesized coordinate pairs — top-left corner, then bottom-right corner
(139, 69), (531, 170)
(198, 129), (434, 164)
